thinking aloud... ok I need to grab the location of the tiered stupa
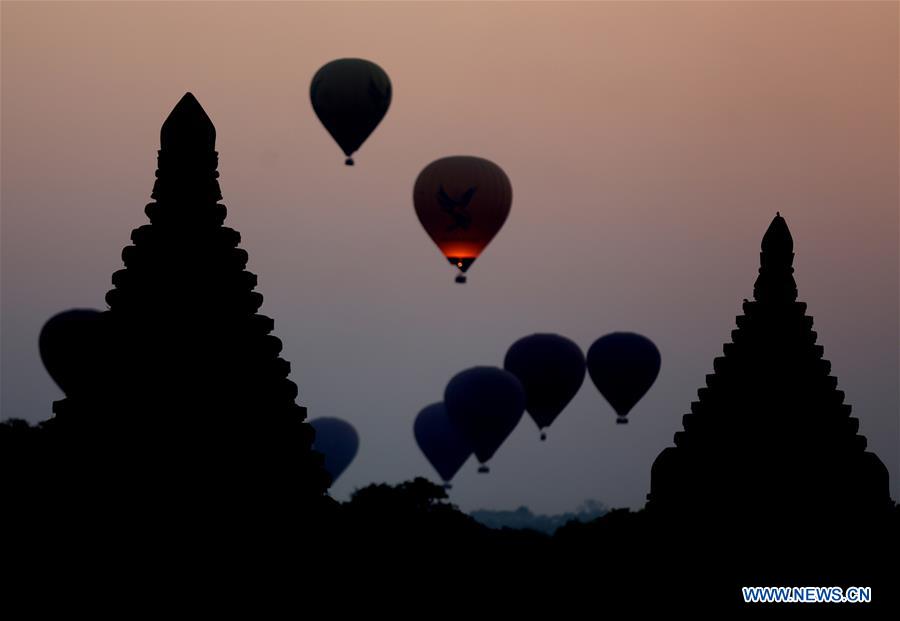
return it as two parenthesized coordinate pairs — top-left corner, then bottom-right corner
(648, 214), (891, 522)
(48, 93), (330, 516)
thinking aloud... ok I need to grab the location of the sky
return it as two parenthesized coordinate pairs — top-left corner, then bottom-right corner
(1, 1), (898, 515)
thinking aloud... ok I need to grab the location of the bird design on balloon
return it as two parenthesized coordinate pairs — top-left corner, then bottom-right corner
(436, 185), (477, 231)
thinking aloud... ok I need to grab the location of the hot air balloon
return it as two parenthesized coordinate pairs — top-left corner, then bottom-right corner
(504, 334), (586, 441)
(414, 402), (473, 488)
(39, 309), (107, 396)
(586, 332), (661, 424)
(310, 58), (391, 166)
(444, 367), (525, 472)
(310, 417), (360, 484)
(413, 156), (512, 283)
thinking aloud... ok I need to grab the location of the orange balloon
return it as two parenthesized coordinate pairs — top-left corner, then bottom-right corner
(413, 156), (512, 282)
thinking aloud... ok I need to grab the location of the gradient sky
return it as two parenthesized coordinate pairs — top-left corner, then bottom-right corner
(2, 1), (898, 514)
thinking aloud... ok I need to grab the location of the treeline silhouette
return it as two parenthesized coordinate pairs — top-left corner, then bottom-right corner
(2, 94), (897, 611)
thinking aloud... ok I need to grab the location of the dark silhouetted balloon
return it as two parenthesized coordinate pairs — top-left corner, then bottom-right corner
(587, 332), (661, 424)
(504, 334), (586, 440)
(414, 156), (512, 283)
(444, 367), (525, 472)
(310, 58), (391, 165)
(310, 417), (359, 484)
(414, 402), (473, 488)
(39, 309), (106, 396)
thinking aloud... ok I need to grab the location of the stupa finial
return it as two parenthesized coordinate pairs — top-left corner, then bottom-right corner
(149, 92), (222, 206)
(761, 212), (793, 256)
(754, 212), (797, 303)
(160, 92), (216, 152)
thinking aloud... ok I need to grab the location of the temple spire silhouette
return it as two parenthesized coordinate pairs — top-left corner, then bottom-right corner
(160, 92), (216, 151)
(753, 211), (797, 305)
(49, 92), (330, 514)
(648, 214), (891, 521)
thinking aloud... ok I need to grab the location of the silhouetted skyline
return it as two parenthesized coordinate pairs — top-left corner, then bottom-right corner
(2, 1), (897, 514)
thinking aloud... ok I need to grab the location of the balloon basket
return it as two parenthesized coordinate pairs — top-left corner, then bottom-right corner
(345, 157), (354, 166)
(477, 464), (489, 474)
(540, 432), (547, 441)
(442, 482), (452, 490)
(455, 273), (467, 284)
(617, 417), (629, 425)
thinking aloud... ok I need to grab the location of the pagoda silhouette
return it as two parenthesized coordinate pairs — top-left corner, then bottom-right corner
(44, 93), (331, 528)
(647, 214), (892, 523)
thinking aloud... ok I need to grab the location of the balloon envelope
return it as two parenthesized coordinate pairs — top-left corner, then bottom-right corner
(413, 156), (512, 278)
(414, 402), (473, 486)
(444, 367), (525, 469)
(586, 332), (661, 423)
(310, 417), (360, 484)
(39, 309), (106, 396)
(504, 334), (586, 438)
(310, 58), (391, 164)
